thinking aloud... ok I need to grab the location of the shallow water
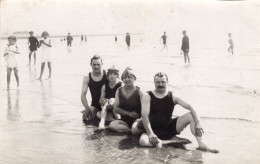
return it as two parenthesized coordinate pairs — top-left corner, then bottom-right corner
(0, 34), (260, 164)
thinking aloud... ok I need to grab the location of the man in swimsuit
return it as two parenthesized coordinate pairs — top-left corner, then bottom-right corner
(125, 33), (131, 50)
(81, 55), (110, 121)
(66, 33), (73, 51)
(160, 32), (168, 52)
(228, 33), (234, 55)
(181, 30), (190, 64)
(28, 31), (39, 65)
(139, 72), (219, 153)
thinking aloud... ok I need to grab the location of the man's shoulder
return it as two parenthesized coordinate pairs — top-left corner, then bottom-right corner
(83, 76), (90, 84)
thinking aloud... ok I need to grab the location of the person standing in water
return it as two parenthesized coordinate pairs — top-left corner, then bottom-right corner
(37, 31), (52, 80)
(85, 35), (87, 42)
(228, 33), (234, 55)
(27, 31), (39, 66)
(160, 32), (168, 52)
(3, 36), (20, 89)
(81, 34), (84, 43)
(181, 30), (190, 64)
(125, 33), (131, 50)
(66, 33), (73, 51)
(115, 35), (117, 42)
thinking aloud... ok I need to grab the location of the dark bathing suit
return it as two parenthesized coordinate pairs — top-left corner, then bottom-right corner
(88, 70), (107, 111)
(181, 36), (189, 53)
(29, 36), (39, 51)
(118, 86), (141, 127)
(162, 35), (167, 44)
(126, 36), (130, 46)
(105, 82), (122, 99)
(148, 91), (179, 140)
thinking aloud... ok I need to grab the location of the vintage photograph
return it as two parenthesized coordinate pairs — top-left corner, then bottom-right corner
(0, 0), (259, 163)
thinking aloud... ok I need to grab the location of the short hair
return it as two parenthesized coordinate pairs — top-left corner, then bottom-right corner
(90, 55), (103, 64)
(7, 35), (17, 42)
(29, 31), (34, 34)
(154, 72), (168, 82)
(182, 30), (186, 34)
(41, 31), (49, 37)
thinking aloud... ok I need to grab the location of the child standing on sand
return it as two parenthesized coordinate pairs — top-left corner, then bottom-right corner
(37, 31), (52, 80)
(3, 36), (20, 89)
(98, 66), (122, 130)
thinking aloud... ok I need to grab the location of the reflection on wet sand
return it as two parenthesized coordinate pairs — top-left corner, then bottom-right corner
(40, 81), (52, 121)
(29, 66), (37, 80)
(7, 90), (20, 121)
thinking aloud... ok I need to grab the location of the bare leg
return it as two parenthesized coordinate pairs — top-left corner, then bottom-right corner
(184, 54), (187, 63)
(176, 112), (218, 153)
(131, 118), (145, 135)
(109, 120), (131, 132)
(28, 51), (32, 65)
(13, 68), (19, 87)
(186, 53), (190, 64)
(98, 104), (108, 130)
(47, 62), (52, 79)
(37, 63), (45, 80)
(33, 52), (36, 65)
(7, 68), (12, 89)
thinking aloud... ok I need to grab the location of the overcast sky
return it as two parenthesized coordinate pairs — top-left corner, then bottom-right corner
(1, 0), (259, 38)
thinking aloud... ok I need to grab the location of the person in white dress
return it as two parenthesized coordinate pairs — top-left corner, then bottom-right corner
(37, 31), (52, 80)
(3, 36), (20, 89)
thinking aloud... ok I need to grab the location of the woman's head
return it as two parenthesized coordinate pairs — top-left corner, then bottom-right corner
(121, 67), (136, 85)
(41, 31), (49, 38)
(7, 36), (17, 44)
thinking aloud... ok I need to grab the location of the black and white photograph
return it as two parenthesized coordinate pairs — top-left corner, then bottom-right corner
(0, 0), (259, 163)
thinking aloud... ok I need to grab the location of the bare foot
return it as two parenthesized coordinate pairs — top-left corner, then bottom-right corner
(98, 122), (105, 130)
(7, 86), (10, 90)
(37, 77), (42, 81)
(197, 147), (219, 153)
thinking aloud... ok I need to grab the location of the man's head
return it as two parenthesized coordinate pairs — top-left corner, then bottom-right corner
(228, 33), (231, 37)
(164, 32), (166, 35)
(68, 33), (70, 35)
(90, 55), (103, 73)
(121, 67), (136, 85)
(182, 30), (186, 35)
(154, 72), (168, 92)
(29, 31), (34, 36)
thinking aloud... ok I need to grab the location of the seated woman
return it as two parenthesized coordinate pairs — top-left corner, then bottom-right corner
(98, 65), (122, 130)
(109, 67), (144, 135)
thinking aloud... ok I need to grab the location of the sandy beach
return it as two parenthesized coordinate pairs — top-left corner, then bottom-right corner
(1, 0), (260, 163)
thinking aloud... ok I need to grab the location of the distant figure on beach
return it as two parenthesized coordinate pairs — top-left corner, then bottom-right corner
(81, 55), (115, 121)
(98, 65), (122, 130)
(27, 31), (39, 66)
(115, 35), (117, 42)
(125, 33), (131, 50)
(3, 36), (20, 89)
(160, 32), (168, 52)
(66, 33), (73, 51)
(181, 30), (190, 64)
(139, 72), (219, 153)
(37, 31), (52, 81)
(109, 67), (144, 135)
(64, 36), (66, 41)
(85, 35), (87, 42)
(228, 33), (234, 55)
(81, 34), (84, 43)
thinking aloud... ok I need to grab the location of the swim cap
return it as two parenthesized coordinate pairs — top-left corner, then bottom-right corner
(121, 67), (136, 80)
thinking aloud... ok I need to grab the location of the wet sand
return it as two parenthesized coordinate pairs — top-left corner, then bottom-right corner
(0, 35), (260, 163)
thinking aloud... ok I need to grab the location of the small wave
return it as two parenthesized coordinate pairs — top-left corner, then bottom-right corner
(201, 116), (260, 123)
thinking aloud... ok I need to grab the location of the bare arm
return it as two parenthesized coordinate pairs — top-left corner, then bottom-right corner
(113, 89), (131, 116)
(173, 95), (200, 125)
(81, 76), (90, 111)
(99, 85), (107, 106)
(42, 39), (52, 47)
(9, 46), (20, 54)
(141, 93), (154, 136)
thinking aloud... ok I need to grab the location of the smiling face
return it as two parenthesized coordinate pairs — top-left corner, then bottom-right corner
(154, 76), (168, 93)
(90, 59), (102, 73)
(122, 74), (135, 86)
